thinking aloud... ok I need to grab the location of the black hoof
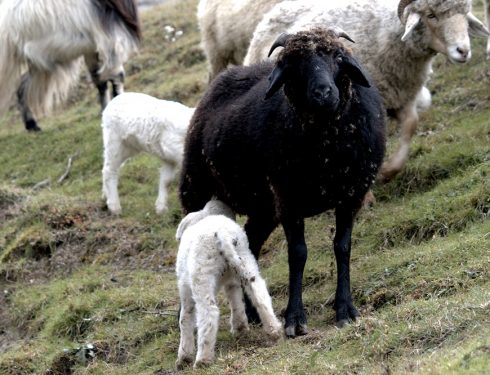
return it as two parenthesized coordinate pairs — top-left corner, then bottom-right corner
(285, 323), (308, 338)
(25, 119), (41, 132)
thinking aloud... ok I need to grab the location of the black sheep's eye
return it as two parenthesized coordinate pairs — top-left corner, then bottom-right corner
(335, 53), (343, 63)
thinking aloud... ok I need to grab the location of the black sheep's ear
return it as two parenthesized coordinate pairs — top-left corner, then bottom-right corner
(265, 63), (286, 100)
(341, 55), (371, 88)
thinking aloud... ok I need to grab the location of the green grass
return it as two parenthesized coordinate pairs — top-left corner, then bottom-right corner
(1, 0), (489, 374)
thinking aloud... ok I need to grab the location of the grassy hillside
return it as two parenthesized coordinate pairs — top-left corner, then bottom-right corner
(0, 0), (489, 374)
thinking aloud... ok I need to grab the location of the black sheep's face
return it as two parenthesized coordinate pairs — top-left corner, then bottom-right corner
(266, 47), (371, 114)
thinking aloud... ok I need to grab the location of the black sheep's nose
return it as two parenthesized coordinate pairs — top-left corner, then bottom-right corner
(313, 84), (332, 100)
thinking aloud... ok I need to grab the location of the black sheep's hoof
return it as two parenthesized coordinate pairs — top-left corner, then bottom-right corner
(285, 322), (308, 338)
(284, 307), (308, 338)
(334, 302), (360, 327)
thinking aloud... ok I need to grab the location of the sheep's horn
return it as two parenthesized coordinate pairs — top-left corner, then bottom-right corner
(398, 0), (417, 21)
(329, 26), (355, 43)
(268, 33), (292, 57)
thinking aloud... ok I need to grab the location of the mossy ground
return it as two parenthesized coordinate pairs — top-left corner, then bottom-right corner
(0, 0), (489, 374)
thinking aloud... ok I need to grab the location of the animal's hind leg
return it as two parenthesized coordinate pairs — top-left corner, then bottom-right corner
(176, 283), (196, 369)
(84, 53), (110, 110)
(109, 68), (125, 98)
(223, 280), (249, 335)
(281, 216), (308, 337)
(155, 162), (177, 214)
(380, 103), (418, 181)
(102, 141), (136, 215)
(17, 74), (41, 132)
(243, 214), (278, 324)
(192, 275), (219, 368)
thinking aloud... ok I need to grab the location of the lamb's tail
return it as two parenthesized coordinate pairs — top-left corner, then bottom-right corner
(215, 232), (282, 338)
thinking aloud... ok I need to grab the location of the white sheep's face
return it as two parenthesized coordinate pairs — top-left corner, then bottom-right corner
(401, 0), (489, 63)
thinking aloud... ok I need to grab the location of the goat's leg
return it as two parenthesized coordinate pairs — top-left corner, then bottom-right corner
(486, 0), (490, 59)
(102, 142), (135, 215)
(192, 277), (219, 368)
(16, 73), (40, 132)
(223, 280), (249, 335)
(109, 69), (125, 98)
(243, 214), (277, 324)
(176, 283), (196, 369)
(84, 53), (111, 110)
(281, 217), (308, 338)
(155, 163), (177, 214)
(333, 206), (359, 327)
(380, 103), (418, 181)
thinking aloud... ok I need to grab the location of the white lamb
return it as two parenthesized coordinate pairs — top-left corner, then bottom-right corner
(101, 92), (194, 215)
(175, 200), (282, 369)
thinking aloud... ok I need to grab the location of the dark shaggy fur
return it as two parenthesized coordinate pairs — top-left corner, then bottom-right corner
(180, 28), (386, 336)
(93, 0), (141, 41)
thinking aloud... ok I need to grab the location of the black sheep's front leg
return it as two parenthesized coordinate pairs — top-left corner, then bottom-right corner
(282, 217), (308, 337)
(333, 207), (360, 327)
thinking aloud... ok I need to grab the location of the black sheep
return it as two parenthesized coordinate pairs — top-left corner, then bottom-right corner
(180, 28), (386, 337)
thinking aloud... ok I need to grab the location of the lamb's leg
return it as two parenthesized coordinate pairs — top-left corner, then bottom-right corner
(155, 163), (177, 214)
(333, 206), (359, 327)
(102, 140), (135, 215)
(176, 283), (196, 370)
(379, 103), (418, 181)
(243, 215), (277, 324)
(281, 217), (308, 338)
(192, 277), (219, 368)
(16, 74), (41, 132)
(84, 53), (111, 110)
(223, 280), (249, 335)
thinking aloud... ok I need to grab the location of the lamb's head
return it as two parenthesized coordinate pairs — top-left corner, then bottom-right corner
(265, 28), (371, 114)
(398, 0), (489, 63)
(175, 199), (235, 241)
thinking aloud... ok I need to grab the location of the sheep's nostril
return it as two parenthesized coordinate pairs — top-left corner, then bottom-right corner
(456, 47), (469, 59)
(313, 85), (331, 100)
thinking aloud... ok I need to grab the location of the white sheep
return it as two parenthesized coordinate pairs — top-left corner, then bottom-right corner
(197, 0), (284, 80)
(243, 0), (489, 181)
(101, 92), (194, 215)
(175, 200), (282, 369)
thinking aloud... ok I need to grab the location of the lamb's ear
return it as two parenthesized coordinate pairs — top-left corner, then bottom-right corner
(341, 55), (371, 88)
(176, 211), (204, 241)
(265, 63), (286, 99)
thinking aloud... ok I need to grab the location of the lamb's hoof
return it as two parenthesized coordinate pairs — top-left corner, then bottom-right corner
(194, 358), (213, 369)
(107, 203), (122, 215)
(285, 323), (308, 338)
(175, 356), (193, 370)
(155, 205), (168, 215)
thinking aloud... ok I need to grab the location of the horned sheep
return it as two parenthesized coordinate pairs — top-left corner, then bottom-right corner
(244, 0), (489, 181)
(101, 92), (194, 215)
(180, 28), (386, 336)
(175, 200), (282, 369)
